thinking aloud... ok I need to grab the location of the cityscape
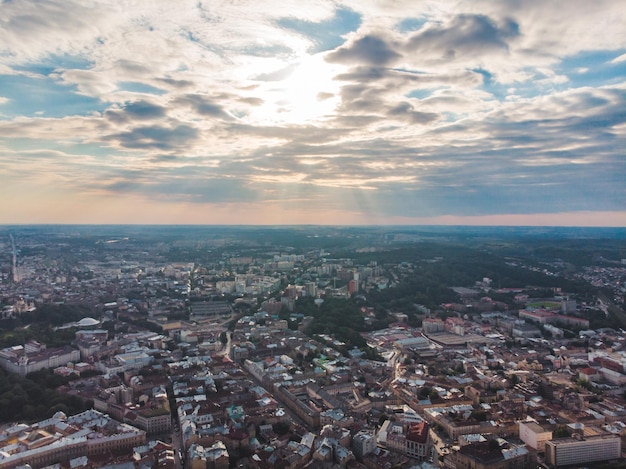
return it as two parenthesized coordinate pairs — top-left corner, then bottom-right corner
(1, 0), (625, 468)
(0, 225), (625, 469)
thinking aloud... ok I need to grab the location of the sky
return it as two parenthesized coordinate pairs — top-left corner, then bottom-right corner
(0, 0), (625, 226)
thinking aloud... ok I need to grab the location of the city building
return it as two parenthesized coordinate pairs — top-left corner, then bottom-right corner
(449, 440), (531, 469)
(545, 434), (621, 467)
(0, 341), (80, 376)
(188, 441), (229, 469)
(353, 430), (377, 459)
(0, 410), (146, 469)
(518, 421), (552, 452)
(422, 318), (445, 334)
(379, 420), (432, 461)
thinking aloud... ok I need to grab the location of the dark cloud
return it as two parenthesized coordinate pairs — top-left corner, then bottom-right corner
(174, 94), (232, 119)
(329, 114), (382, 128)
(104, 100), (167, 124)
(336, 82), (370, 105)
(104, 124), (198, 150)
(237, 96), (263, 106)
(335, 66), (391, 82)
(172, 92), (261, 119)
(398, 90), (626, 215)
(241, 137), (441, 183)
(156, 77), (195, 89)
(326, 14), (517, 67)
(342, 97), (385, 113)
(17, 75), (623, 219)
(99, 167), (260, 204)
(363, 141), (625, 217)
(150, 154), (179, 162)
(326, 34), (401, 65)
(406, 14), (519, 60)
(334, 67), (482, 92)
(114, 59), (151, 75)
(331, 77), (440, 124)
(227, 123), (348, 144)
(194, 102), (227, 117)
(387, 102), (438, 124)
(105, 180), (138, 192)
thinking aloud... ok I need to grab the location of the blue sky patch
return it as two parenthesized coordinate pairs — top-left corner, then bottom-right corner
(12, 54), (93, 77)
(557, 49), (626, 88)
(396, 17), (429, 33)
(0, 74), (106, 119)
(117, 82), (166, 95)
(277, 8), (362, 53)
(3, 138), (112, 158)
(407, 89), (435, 99)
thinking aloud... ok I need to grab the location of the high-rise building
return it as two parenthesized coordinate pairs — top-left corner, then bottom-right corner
(305, 281), (317, 297)
(353, 430), (376, 459)
(561, 299), (577, 313)
(545, 434), (621, 467)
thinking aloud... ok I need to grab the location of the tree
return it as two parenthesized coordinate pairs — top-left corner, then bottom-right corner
(219, 331), (228, 345)
(273, 421), (291, 435)
(470, 410), (487, 422)
(554, 425), (570, 438)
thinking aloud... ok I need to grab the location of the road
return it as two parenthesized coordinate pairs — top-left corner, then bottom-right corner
(171, 417), (184, 469)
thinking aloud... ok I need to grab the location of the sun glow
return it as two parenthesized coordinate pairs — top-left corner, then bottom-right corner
(250, 54), (343, 124)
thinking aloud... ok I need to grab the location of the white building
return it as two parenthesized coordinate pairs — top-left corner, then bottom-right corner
(519, 421), (552, 452)
(0, 343), (80, 376)
(545, 434), (621, 467)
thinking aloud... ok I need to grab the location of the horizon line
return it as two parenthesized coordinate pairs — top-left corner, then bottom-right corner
(1, 223), (625, 229)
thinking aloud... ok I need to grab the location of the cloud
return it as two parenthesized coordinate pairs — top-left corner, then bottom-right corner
(0, 0), (116, 63)
(611, 53), (626, 64)
(103, 124), (199, 151)
(104, 100), (167, 124)
(254, 63), (299, 82)
(173, 94), (233, 119)
(405, 14), (518, 60)
(326, 34), (401, 65)
(0, 115), (111, 143)
(0, 1), (625, 224)
(387, 102), (438, 124)
(100, 173), (261, 204)
(155, 77), (195, 89)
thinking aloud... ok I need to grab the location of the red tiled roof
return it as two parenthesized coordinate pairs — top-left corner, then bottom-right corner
(406, 421), (429, 444)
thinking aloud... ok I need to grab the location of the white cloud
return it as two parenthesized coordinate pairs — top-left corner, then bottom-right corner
(611, 53), (626, 64)
(0, 1), (625, 223)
